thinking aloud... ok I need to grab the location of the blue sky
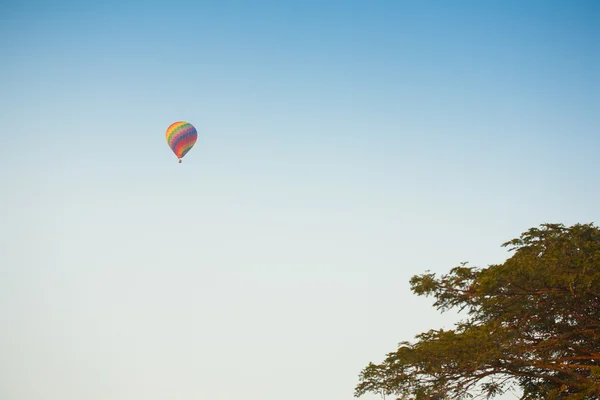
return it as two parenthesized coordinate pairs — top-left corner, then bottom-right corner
(1, 1), (599, 399)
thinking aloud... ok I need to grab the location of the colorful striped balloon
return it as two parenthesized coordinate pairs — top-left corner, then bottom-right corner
(166, 121), (198, 163)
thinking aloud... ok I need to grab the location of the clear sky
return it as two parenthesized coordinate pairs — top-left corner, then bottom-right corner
(1, 1), (598, 399)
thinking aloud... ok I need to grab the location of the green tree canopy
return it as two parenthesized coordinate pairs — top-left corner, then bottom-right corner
(354, 223), (600, 400)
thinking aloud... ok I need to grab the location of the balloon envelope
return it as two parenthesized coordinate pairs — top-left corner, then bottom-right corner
(166, 121), (198, 161)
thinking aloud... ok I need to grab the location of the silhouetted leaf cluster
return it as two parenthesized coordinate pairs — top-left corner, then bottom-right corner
(355, 223), (600, 400)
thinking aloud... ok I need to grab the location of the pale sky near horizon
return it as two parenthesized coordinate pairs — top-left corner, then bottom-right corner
(1, 1), (599, 399)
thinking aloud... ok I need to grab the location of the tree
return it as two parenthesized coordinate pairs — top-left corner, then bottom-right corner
(354, 223), (600, 400)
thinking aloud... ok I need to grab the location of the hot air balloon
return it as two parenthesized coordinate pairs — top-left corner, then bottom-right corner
(166, 121), (198, 163)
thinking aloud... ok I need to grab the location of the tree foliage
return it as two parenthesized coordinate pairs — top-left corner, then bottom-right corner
(354, 223), (600, 400)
